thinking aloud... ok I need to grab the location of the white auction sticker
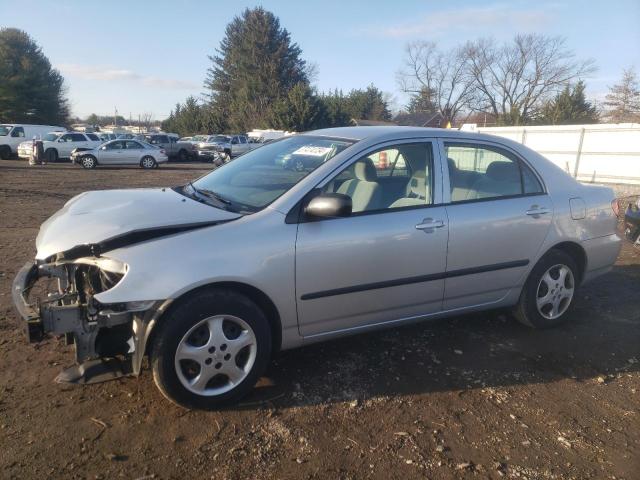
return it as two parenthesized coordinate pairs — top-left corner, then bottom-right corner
(292, 146), (333, 157)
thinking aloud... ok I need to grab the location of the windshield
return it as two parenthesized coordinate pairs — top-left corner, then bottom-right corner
(43, 133), (61, 141)
(192, 135), (207, 141)
(0, 125), (11, 136)
(190, 135), (355, 212)
(208, 135), (230, 143)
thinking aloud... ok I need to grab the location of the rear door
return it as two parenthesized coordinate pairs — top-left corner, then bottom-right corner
(295, 139), (449, 337)
(124, 140), (144, 164)
(441, 140), (553, 310)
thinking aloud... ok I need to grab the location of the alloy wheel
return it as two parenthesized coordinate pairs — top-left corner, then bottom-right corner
(536, 264), (575, 319)
(174, 315), (257, 396)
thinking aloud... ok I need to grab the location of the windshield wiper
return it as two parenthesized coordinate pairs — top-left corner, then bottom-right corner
(197, 188), (232, 205)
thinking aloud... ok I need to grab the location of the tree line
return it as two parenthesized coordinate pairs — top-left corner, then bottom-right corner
(1, 15), (639, 133)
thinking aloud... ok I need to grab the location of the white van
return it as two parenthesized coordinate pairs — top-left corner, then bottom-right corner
(0, 124), (66, 159)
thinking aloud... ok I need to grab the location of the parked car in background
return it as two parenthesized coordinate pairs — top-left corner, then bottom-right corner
(144, 133), (195, 161)
(70, 139), (168, 169)
(212, 134), (258, 159)
(98, 133), (118, 142)
(40, 131), (103, 162)
(179, 136), (193, 143)
(12, 127), (621, 409)
(0, 124), (65, 159)
(196, 135), (231, 162)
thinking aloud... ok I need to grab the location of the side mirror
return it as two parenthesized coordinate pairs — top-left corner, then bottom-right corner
(305, 193), (352, 219)
(58, 138), (64, 143)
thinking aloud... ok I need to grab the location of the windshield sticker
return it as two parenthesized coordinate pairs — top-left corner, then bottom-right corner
(292, 146), (333, 157)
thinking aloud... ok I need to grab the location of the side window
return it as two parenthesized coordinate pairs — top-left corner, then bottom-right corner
(125, 141), (142, 149)
(60, 134), (73, 142)
(239, 136), (247, 144)
(11, 127), (24, 137)
(106, 141), (125, 150)
(323, 143), (434, 214)
(231, 137), (239, 144)
(71, 133), (86, 142)
(158, 136), (169, 144)
(445, 143), (542, 202)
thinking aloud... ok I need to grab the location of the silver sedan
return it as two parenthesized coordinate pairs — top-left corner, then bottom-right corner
(71, 139), (169, 169)
(13, 126), (621, 409)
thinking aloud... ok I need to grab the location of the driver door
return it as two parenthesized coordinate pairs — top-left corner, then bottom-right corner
(295, 140), (449, 337)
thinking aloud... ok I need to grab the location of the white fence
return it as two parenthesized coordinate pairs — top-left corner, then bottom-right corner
(460, 123), (640, 186)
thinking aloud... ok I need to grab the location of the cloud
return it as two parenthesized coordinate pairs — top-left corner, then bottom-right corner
(355, 3), (557, 39)
(56, 63), (199, 90)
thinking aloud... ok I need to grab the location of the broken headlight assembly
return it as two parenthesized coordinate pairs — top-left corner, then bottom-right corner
(12, 256), (160, 382)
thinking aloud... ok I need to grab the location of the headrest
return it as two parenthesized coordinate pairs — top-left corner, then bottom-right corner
(408, 170), (426, 198)
(353, 158), (377, 181)
(447, 158), (457, 172)
(486, 161), (519, 182)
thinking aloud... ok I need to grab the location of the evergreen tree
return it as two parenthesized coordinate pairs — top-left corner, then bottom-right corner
(205, 7), (308, 132)
(405, 87), (437, 115)
(604, 68), (640, 123)
(0, 28), (69, 124)
(346, 85), (392, 121)
(538, 81), (598, 125)
(317, 89), (351, 127)
(271, 83), (323, 131)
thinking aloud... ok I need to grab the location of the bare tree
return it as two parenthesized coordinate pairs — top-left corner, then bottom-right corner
(398, 41), (476, 126)
(463, 34), (595, 125)
(140, 112), (153, 132)
(604, 68), (640, 123)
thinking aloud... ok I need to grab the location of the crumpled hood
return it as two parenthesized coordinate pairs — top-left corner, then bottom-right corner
(35, 188), (241, 260)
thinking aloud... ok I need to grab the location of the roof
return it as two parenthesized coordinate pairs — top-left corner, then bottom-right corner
(306, 125), (445, 141)
(350, 119), (397, 127)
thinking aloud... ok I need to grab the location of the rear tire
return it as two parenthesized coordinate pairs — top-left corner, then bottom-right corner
(140, 156), (156, 169)
(45, 148), (58, 163)
(151, 289), (272, 409)
(513, 250), (579, 329)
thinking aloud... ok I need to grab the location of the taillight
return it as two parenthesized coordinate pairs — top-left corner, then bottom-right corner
(611, 199), (620, 217)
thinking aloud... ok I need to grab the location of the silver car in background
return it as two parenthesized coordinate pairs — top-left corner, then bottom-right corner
(13, 127), (621, 409)
(70, 139), (168, 169)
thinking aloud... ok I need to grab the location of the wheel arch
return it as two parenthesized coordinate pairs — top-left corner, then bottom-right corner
(145, 281), (282, 357)
(544, 241), (587, 284)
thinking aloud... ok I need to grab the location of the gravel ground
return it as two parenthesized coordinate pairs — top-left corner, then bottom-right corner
(1, 159), (639, 480)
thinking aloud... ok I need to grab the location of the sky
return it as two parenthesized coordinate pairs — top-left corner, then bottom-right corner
(1, 0), (638, 120)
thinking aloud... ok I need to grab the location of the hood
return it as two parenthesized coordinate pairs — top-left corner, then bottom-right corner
(35, 188), (242, 260)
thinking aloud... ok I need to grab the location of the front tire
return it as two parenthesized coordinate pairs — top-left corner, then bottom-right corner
(80, 155), (97, 169)
(178, 149), (188, 162)
(151, 289), (272, 409)
(513, 250), (579, 328)
(140, 156), (156, 169)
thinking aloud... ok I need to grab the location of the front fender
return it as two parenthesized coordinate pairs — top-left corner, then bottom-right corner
(94, 208), (299, 335)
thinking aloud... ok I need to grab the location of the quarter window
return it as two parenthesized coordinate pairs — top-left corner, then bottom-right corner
(445, 143), (543, 202)
(323, 143), (434, 214)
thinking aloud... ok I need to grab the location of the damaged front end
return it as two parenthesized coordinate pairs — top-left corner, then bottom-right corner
(12, 255), (168, 384)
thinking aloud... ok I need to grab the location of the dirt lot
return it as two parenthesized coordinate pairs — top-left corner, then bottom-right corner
(1, 159), (639, 479)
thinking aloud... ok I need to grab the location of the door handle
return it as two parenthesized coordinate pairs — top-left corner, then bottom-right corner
(415, 218), (445, 231)
(525, 206), (550, 216)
